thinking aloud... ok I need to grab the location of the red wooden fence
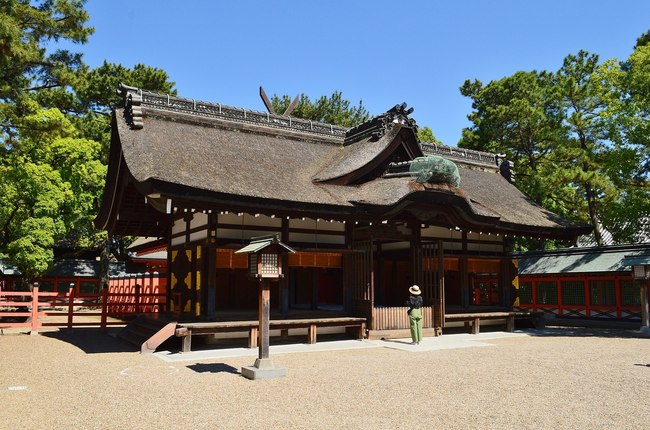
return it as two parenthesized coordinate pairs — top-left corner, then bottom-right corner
(516, 274), (649, 321)
(107, 272), (167, 314)
(0, 273), (167, 333)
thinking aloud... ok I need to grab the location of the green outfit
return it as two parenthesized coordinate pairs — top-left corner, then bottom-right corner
(409, 307), (423, 343)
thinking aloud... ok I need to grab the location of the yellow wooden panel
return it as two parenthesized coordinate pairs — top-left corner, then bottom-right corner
(512, 258), (520, 306)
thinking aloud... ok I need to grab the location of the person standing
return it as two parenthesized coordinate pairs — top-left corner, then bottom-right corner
(405, 285), (423, 345)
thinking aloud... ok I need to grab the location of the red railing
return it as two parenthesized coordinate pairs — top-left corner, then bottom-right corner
(516, 275), (649, 320)
(0, 281), (167, 332)
(0, 288), (57, 332)
(107, 272), (167, 314)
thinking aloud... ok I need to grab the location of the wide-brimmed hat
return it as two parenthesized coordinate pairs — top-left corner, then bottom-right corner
(409, 285), (421, 295)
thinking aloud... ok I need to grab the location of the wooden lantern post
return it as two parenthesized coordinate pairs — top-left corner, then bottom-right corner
(236, 234), (295, 379)
(623, 254), (650, 336)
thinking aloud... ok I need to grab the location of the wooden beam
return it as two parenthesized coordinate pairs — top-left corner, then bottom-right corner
(258, 279), (271, 360)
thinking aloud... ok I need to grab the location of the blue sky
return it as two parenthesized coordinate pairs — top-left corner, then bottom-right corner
(78, 0), (650, 145)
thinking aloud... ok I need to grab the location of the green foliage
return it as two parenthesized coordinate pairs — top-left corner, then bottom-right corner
(0, 0), (175, 277)
(417, 126), (443, 144)
(271, 91), (369, 128)
(459, 71), (566, 209)
(69, 61), (176, 160)
(0, 107), (105, 277)
(0, 0), (92, 100)
(460, 42), (650, 249)
(635, 30), (650, 48)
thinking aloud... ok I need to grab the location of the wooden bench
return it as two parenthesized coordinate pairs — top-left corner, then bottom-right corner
(175, 317), (367, 353)
(444, 311), (538, 335)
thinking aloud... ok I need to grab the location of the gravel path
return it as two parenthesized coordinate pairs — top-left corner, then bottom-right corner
(1, 327), (649, 430)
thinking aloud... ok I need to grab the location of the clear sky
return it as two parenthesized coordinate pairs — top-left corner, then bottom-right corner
(78, 0), (650, 146)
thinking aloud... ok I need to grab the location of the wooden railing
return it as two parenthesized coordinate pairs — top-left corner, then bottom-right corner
(0, 285), (167, 333)
(108, 273), (167, 315)
(371, 306), (434, 330)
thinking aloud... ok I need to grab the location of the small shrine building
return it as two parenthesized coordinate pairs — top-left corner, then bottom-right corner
(95, 85), (591, 337)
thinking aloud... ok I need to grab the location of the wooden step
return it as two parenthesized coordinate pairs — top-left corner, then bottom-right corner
(118, 315), (177, 353)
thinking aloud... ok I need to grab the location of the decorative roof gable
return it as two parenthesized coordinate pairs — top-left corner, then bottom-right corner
(313, 103), (422, 185)
(343, 102), (417, 145)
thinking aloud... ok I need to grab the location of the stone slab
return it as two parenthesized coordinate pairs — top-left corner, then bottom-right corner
(241, 364), (287, 380)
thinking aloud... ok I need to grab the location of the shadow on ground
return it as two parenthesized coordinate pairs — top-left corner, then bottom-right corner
(182, 332), (353, 353)
(381, 338), (414, 345)
(186, 363), (239, 374)
(40, 328), (142, 354)
(526, 326), (646, 339)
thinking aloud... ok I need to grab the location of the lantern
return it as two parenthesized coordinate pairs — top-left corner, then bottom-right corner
(235, 234), (294, 279)
(235, 234), (295, 379)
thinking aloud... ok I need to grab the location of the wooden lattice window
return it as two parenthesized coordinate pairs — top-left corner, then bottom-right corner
(519, 281), (533, 305)
(621, 280), (640, 306)
(561, 280), (585, 305)
(590, 280), (616, 306)
(537, 281), (558, 305)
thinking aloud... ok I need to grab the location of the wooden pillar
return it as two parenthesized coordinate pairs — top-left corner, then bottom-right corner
(258, 279), (271, 360)
(166, 228), (173, 314)
(311, 268), (319, 310)
(641, 282), (649, 330)
(280, 218), (290, 318)
(206, 214), (218, 320)
(461, 231), (469, 309)
(369, 235), (375, 306)
(100, 285), (108, 330)
(67, 284), (75, 329)
(437, 239), (445, 328)
(30, 284), (40, 334)
(376, 243), (384, 306)
(411, 224), (422, 289)
(343, 222), (354, 313)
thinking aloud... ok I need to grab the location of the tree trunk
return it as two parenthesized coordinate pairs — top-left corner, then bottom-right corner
(99, 235), (110, 289)
(585, 184), (605, 246)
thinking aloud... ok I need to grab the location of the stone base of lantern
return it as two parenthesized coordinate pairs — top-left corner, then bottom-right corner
(241, 358), (286, 380)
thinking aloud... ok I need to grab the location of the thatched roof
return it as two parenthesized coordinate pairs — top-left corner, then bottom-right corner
(96, 86), (591, 239)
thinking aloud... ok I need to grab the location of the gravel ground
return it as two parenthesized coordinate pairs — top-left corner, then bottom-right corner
(1, 327), (649, 430)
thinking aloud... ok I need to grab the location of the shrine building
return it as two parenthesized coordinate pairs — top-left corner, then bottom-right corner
(95, 85), (591, 339)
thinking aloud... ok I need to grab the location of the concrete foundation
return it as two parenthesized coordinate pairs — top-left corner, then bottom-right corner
(241, 358), (287, 380)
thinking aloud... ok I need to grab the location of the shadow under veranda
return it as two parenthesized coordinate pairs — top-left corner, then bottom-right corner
(525, 325), (647, 339)
(38, 327), (179, 354)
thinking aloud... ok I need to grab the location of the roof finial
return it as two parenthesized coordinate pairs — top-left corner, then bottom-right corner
(259, 86), (298, 117)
